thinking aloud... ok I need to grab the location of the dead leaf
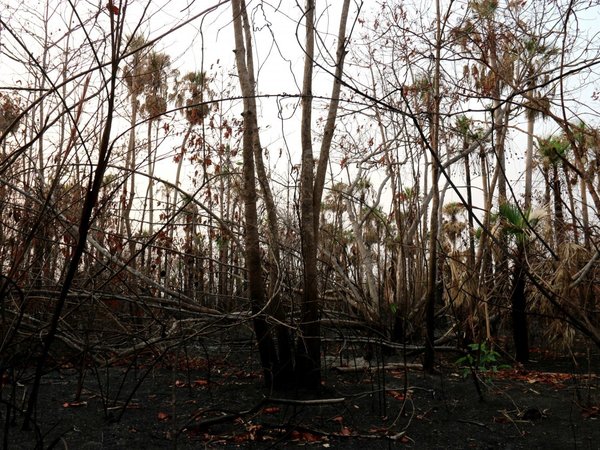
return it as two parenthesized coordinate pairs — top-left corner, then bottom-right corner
(340, 427), (352, 436)
(290, 430), (322, 443)
(387, 390), (407, 401)
(261, 406), (280, 415)
(233, 433), (251, 443)
(62, 401), (87, 408)
(157, 412), (170, 421)
(105, 2), (120, 15)
(302, 432), (322, 442)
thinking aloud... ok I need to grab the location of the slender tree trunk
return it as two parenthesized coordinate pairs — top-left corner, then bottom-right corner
(166, 125), (192, 288)
(524, 81), (535, 211)
(563, 165), (579, 243)
(237, 3), (294, 385)
(512, 242), (529, 363)
(231, 0), (278, 387)
(147, 120), (155, 237)
(297, 0), (321, 389)
(476, 144), (492, 340)
(423, 0), (442, 374)
(464, 152), (475, 268)
(578, 164), (590, 249)
(345, 196), (379, 322)
(296, 0), (351, 388)
(552, 164), (565, 247)
(123, 86), (139, 269)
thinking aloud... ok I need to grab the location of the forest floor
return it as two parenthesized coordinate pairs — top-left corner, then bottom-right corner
(1, 341), (599, 449)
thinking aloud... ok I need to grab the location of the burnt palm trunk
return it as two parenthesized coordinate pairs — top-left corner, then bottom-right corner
(511, 243), (529, 363)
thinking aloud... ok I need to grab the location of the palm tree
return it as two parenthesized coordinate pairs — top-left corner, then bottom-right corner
(168, 71), (212, 290)
(455, 115), (481, 266)
(570, 122), (594, 249)
(173, 71), (211, 189)
(141, 50), (171, 239)
(496, 203), (543, 363)
(537, 135), (569, 248)
(520, 37), (557, 210)
(122, 34), (149, 266)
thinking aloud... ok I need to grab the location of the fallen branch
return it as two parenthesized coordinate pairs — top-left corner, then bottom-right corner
(267, 396), (346, 406)
(180, 395), (346, 432)
(334, 362), (423, 373)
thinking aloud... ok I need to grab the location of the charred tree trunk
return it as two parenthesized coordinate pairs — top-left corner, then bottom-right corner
(231, 0), (278, 387)
(296, 0), (321, 389)
(511, 243), (529, 363)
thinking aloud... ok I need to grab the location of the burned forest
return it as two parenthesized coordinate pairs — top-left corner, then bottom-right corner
(1, 1), (600, 448)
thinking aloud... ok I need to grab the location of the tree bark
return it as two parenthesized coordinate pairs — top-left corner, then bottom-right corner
(512, 243), (529, 363)
(297, 0), (321, 389)
(423, 0), (442, 374)
(231, 0), (278, 387)
(238, 3), (294, 386)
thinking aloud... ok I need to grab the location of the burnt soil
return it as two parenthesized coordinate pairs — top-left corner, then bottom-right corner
(2, 342), (599, 449)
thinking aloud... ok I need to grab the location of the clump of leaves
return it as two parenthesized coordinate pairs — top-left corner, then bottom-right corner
(456, 342), (509, 378)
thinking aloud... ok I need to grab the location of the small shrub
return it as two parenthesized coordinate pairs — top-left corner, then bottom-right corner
(456, 342), (509, 378)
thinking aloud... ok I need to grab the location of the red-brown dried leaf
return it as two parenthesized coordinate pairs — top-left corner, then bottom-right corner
(233, 433), (251, 443)
(387, 390), (407, 401)
(493, 369), (570, 388)
(303, 432), (322, 442)
(157, 411), (170, 421)
(340, 427), (352, 436)
(290, 431), (322, 443)
(261, 406), (280, 415)
(62, 401), (87, 408)
(105, 2), (120, 15)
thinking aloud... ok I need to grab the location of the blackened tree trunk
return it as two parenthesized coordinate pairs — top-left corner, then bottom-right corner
(296, 0), (321, 389)
(512, 243), (529, 363)
(297, 0), (351, 389)
(231, 0), (278, 387)
(231, 0), (351, 391)
(237, 2), (294, 388)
